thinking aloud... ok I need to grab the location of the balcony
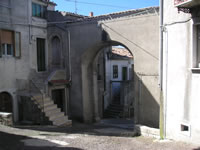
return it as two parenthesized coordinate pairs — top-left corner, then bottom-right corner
(175, 0), (200, 8)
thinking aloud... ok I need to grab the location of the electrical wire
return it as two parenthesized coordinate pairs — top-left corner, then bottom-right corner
(100, 23), (159, 60)
(64, 0), (133, 9)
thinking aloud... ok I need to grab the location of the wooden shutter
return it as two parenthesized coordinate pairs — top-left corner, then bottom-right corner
(14, 32), (21, 58)
(1, 30), (13, 44)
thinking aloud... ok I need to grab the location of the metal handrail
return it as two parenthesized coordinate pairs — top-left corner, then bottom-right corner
(29, 80), (45, 117)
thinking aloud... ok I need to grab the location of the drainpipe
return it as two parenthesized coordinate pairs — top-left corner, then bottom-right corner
(159, 0), (165, 140)
(68, 30), (72, 82)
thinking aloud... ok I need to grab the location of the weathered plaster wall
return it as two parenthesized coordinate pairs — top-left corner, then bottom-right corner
(163, 0), (200, 145)
(0, 0), (48, 122)
(101, 12), (160, 127)
(66, 9), (160, 127)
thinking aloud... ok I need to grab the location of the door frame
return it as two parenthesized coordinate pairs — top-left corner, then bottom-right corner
(36, 38), (47, 72)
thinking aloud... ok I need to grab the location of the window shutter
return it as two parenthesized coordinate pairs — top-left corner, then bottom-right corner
(14, 32), (21, 58)
(1, 30), (13, 44)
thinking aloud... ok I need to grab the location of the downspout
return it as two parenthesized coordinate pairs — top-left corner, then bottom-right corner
(66, 29), (72, 117)
(159, 0), (165, 139)
(68, 30), (72, 82)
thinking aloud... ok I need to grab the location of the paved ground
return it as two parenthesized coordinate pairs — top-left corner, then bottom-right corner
(0, 120), (199, 150)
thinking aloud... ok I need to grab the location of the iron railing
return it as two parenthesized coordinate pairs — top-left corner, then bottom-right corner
(29, 80), (45, 120)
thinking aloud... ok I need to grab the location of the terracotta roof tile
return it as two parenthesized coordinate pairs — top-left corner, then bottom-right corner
(112, 47), (133, 58)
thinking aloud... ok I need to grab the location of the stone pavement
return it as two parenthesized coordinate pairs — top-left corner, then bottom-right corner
(0, 120), (199, 150)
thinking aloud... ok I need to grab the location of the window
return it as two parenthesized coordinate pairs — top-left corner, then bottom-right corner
(113, 65), (118, 78)
(197, 25), (200, 67)
(32, 3), (46, 18)
(0, 30), (21, 58)
(2, 44), (13, 56)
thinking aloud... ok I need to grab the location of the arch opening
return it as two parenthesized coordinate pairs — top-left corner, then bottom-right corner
(81, 41), (134, 123)
(0, 92), (13, 113)
(52, 36), (61, 67)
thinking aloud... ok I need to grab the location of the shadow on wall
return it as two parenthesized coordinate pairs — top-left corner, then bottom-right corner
(135, 73), (160, 128)
(193, 148), (200, 150)
(0, 131), (83, 150)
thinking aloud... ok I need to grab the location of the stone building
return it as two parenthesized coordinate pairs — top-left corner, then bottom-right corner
(48, 7), (160, 127)
(94, 46), (134, 119)
(0, 0), (72, 126)
(161, 0), (200, 144)
(0, 0), (160, 130)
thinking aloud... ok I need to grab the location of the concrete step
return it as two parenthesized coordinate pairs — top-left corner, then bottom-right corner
(43, 100), (54, 107)
(52, 116), (71, 126)
(105, 109), (122, 114)
(49, 111), (65, 120)
(45, 107), (61, 116)
(104, 111), (121, 116)
(44, 104), (57, 111)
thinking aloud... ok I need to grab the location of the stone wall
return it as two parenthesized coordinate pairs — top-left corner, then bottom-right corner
(0, 113), (13, 126)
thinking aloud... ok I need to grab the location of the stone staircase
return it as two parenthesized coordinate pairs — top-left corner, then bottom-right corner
(19, 69), (72, 126)
(31, 93), (71, 126)
(103, 102), (124, 118)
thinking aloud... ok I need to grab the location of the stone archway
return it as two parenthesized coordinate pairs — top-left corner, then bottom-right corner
(0, 92), (13, 113)
(81, 41), (133, 122)
(52, 36), (61, 66)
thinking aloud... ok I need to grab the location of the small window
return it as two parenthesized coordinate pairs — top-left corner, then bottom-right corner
(2, 44), (13, 56)
(0, 30), (21, 58)
(113, 65), (118, 79)
(197, 25), (200, 67)
(32, 3), (46, 18)
(180, 123), (191, 136)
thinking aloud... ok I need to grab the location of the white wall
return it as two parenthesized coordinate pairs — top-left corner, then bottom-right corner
(104, 57), (133, 109)
(163, 0), (200, 145)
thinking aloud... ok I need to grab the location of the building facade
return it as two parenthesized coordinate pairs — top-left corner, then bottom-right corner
(0, 0), (72, 126)
(0, 1), (160, 129)
(162, 0), (200, 144)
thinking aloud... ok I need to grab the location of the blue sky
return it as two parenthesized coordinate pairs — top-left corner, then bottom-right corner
(52, 0), (159, 16)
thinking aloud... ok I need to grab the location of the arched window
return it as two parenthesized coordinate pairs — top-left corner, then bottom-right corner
(52, 36), (61, 66)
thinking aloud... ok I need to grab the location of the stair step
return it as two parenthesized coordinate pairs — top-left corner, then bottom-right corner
(44, 104), (57, 111)
(49, 111), (65, 120)
(52, 116), (71, 126)
(45, 107), (61, 116)
(104, 109), (122, 113)
(104, 111), (121, 116)
(43, 100), (54, 107)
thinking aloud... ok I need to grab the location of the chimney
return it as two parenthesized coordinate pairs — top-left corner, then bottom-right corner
(89, 12), (94, 17)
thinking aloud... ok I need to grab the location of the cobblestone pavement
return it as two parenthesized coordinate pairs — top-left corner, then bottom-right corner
(0, 122), (199, 150)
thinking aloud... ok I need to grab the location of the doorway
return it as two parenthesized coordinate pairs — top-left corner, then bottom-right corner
(122, 67), (128, 81)
(0, 92), (12, 113)
(37, 38), (46, 72)
(52, 89), (65, 112)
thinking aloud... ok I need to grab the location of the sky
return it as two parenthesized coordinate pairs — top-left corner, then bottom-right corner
(52, 0), (159, 16)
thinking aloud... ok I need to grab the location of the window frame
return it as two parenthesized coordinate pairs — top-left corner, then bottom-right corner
(0, 29), (21, 58)
(32, 2), (47, 18)
(2, 44), (14, 57)
(113, 65), (118, 79)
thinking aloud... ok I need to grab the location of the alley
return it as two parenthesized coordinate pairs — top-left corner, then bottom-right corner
(0, 122), (199, 150)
